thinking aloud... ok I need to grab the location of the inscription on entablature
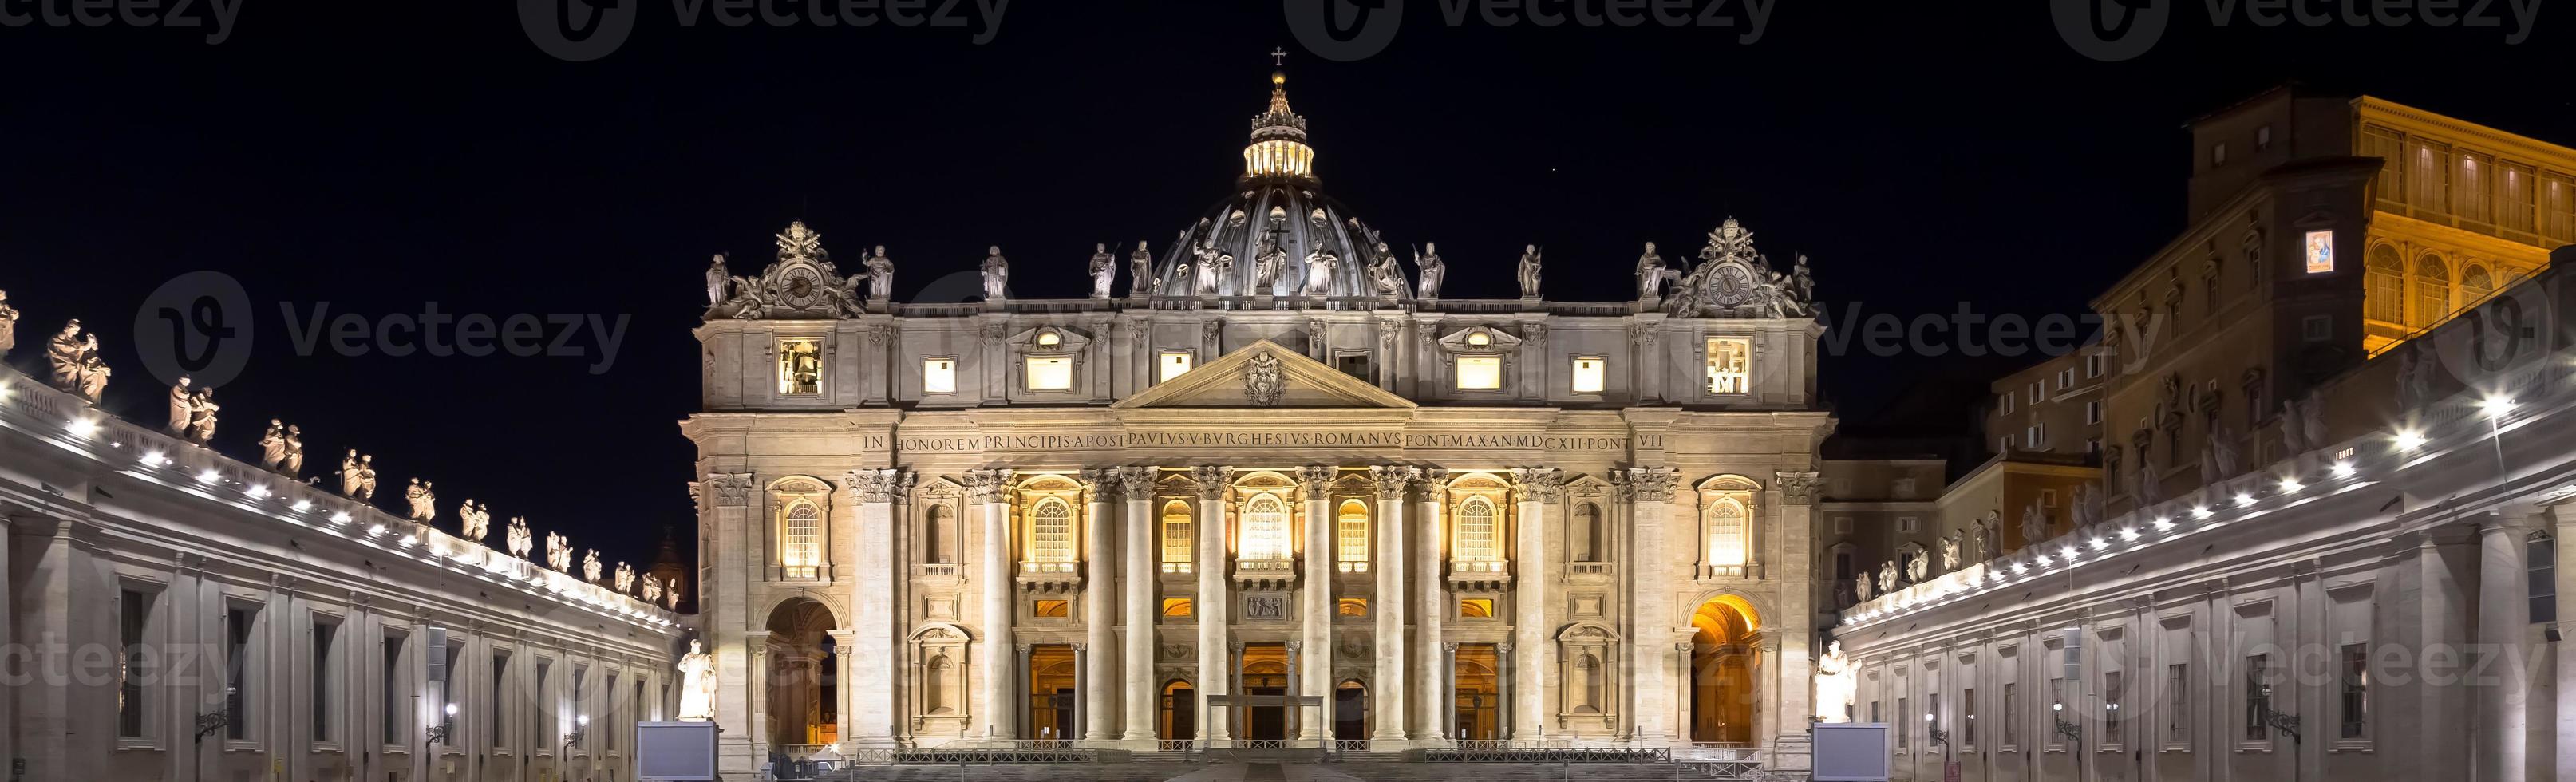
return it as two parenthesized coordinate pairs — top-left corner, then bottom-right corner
(890, 431), (1634, 453)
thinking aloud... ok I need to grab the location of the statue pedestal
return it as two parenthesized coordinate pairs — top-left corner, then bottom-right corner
(869, 297), (891, 314)
(1634, 296), (1661, 314)
(1521, 295), (1543, 309)
(1251, 294), (1278, 310)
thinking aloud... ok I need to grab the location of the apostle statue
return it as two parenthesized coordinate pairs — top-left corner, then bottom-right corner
(582, 549), (603, 583)
(1877, 559), (1900, 594)
(1414, 243), (1447, 300)
(665, 577), (683, 610)
(546, 531), (571, 571)
(676, 640), (717, 721)
(1852, 572), (1874, 602)
(49, 320), (109, 403)
(339, 452), (372, 500)
(1791, 254), (1815, 305)
(1128, 241), (1155, 298)
(1194, 243), (1227, 296)
(405, 479), (437, 523)
(642, 577), (663, 605)
(2019, 502), (2048, 550)
(184, 387), (219, 445)
(1814, 641), (1856, 723)
(979, 246), (1010, 302)
(1517, 245), (1543, 298)
(614, 562), (636, 594)
(1367, 242), (1407, 298)
(863, 246), (895, 301)
(1971, 512), (1997, 561)
(1635, 243), (1668, 300)
(1904, 551), (1930, 583)
(280, 425), (305, 477)
(1305, 248), (1337, 296)
(1938, 531), (1962, 571)
(704, 254), (731, 307)
(166, 375), (196, 436)
(1254, 236), (1288, 294)
(1088, 243), (1117, 299)
(506, 516), (535, 559)
(459, 500), (491, 543)
(257, 420), (288, 471)
(0, 289), (18, 357)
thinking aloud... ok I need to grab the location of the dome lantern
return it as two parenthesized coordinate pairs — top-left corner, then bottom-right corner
(1244, 49), (1315, 182)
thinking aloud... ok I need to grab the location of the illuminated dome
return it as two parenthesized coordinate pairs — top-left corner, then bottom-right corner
(1151, 65), (1401, 300)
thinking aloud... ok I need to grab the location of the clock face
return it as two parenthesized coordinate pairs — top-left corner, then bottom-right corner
(778, 267), (824, 308)
(1712, 265), (1755, 308)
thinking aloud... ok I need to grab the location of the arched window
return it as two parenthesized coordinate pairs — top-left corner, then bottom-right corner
(1160, 501), (1193, 572)
(1336, 500), (1369, 572)
(1455, 498), (1499, 562)
(1029, 499), (1074, 563)
(1705, 498), (1748, 567)
(923, 504), (954, 564)
(2463, 263), (2495, 305)
(2415, 254), (2452, 326)
(1240, 494), (1291, 561)
(781, 500), (822, 576)
(2366, 245), (2404, 323)
(1571, 502), (1603, 562)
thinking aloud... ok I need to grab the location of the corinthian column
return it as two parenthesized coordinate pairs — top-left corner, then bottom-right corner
(969, 468), (1017, 742)
(1412, 468), (1450, 743)
(1116, 468), (1159, 747)
(848, 468), (907, 747)
(1298, 466), (1338, 742)
(1368, 466), (1412, 745)
(1622, 467), (1681, 744)
(1511, 468), (1563, 740)
(1192, 466), (1235, 745)
(1081, 470), (1118, 744)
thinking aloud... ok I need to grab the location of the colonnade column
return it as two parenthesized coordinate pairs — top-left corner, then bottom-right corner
(1298, 466), (1338, 743)
(1081, 471), (1118, 744)
(826, 630), (859, 748)
(1191, 466), (1235, 746)
(1368, 467), (1412, 744)
(968, 469), (1017, 743)
(2475, 513), (2531, 782)
(1116, 468), (1160, 746)
(1413, 468), (1450, 743)
(1511, 469), (1561, 740)
(849, 468), (905, 747)
(1623, 467), (1681, 744)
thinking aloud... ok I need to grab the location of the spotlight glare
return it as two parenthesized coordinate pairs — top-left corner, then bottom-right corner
(291, 500), (314, 512)
(141, 451), (168, 467)
(68, 418), (100, 438)
(2330, 461), (2356, 478)
(2279, 477), (2302, 493)
(196, 468), (222, 484)
(2191, 506), (2214, 520)
(2395, 429), (2428, 452)
(2482, 396), (2517, 418)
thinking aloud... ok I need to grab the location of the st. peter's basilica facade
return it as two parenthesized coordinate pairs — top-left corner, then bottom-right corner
(684, 67), (1831, 771)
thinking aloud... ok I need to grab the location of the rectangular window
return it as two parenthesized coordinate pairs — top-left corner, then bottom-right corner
(313, 620), (338, 744)
(2305, 229), (2335, 274)
(1705, 338), (1751, 394)
(2457, 151), (2493, 223)
(226, 607), (255, 741)
(2408, 140), (2451, 215)
(2362, 125), (2404, 204)
(2339, 643), (2369, 739)
(1963, 688), (1977, 746)
(2027, 424), (2046, 448)
(923, 358), (956, 394)
(440, 641), (463, 745)
(120, 589), (151, 739)
(1898, 697), (1910, 748)
(776, 338), (823, 396)
(2245, 654), (2272, 741)
(2049, 677), (2068, 747)
(2167, 663), (2189, 744)
(2029, 381), (2045, 403)
(2256, 124), (2273, 149)
(2548, 172), (2576, 243)
(2211, 143), (2228, 167)
(1897, 517), (1919, 534)
(2085, 353), (2104, 378)
(491, 654), (508, 748)
(1160, 598), (1193, 618)
(1571, 357), (1606, 393)
(1833, 517), (1853, 535)
(1336, 502), (1369, 571)
(2531, 535), (2558, 624)
(1025, 357), (1073, 390)
(2002, 393), (2016, 413)
(2303, 315), (2333, 342)
(1160, 505), (1193, 571)
(535, 661), (554, 742)
(2103, 670), (2124, 739)
(1158, 352), (1194, 382)
(2057, 369), (2075, 389)
(2501, 163), (2538, 234)
(383, 635), (405, 744)
(1455, 356), (1503, 390)
(2084, 401), (2104, 425)
(2005, 682), (2020, 746)
(573, 666), (588, 750)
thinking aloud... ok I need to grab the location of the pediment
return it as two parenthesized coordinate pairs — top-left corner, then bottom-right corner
(1113, 339), (1416, 410)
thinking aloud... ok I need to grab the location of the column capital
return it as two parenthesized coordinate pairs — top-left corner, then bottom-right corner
(1070, 642), (1088, 652)
(1409, 468), (1451, 493)
(1511, 468), (1565, 503)
(1228, 640), (1247, 654)
(1298, 465), (1338, 494)
(1496, 641), (1513, 654)
(1078, 468), (1112, 502)
(1015, 642), (1033, 654)
(1622, 467), (1681, 503)
(1370, 466), (1416, 500)
(966, 469), (1016, 503)
(1442, 641), (1460, 652)
(1115, 466), (1158, 497)
(1773, 471), (1823, 505)
(1192, 466), (1232, 499)
(705, 472), (756, 507)
(1285, 639), (1303, 651)
(847, 468), (909, 503)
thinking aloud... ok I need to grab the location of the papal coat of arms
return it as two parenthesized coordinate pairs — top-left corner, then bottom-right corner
(1244, 352), (1284, 406)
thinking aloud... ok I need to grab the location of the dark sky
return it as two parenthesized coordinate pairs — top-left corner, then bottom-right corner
(3, 1), (2567, 573)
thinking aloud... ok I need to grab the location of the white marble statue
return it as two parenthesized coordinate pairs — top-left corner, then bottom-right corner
(256, 420), (287, 471)
(1635, 243), (1667, 300)
(0, 289), (17, 357)
(2203, 427), (2241, 483)
(582, 549), (602, 583)
(676, 640), (717, 721)
(1904, 551), (1930, 583)
(642, 577), (663, 605)
(1367, 242), (1406, 297)
(863, 246), (895, 301)
(704, 254), (730, 306)
(2280, 397), (2311, 453)
(404, 479), (436, 522)
(1195, 243), (1227, 296)
(1852, 572), (1874, 602)
(184, 387), (218, 444)
(2068, 484), (2096, 527)
(1814, 641), (1856, 722)
(546, 531), (571, 572)
(1414, 243), (1446, 299)
(665, 577), (683, 610)
(506, 516), (534, 559)
(1938, 531), (1962, 571)
(165, 375), (196, 436)
(340, 452), (377, 500)
(1254, 237), (1287, 294)
(1969, 514), (1993, 562)
(1305, 249), (1337, 296)
(280, 425), (304, 476)
(1518, 245), (1543, 298)
(1878, 559), (1899, 594)
(1088, 243), (1117, 299)
(48, 320), (109, 404)
(1128, 242), (1155, 297)
(2020, 502), (2048, 550)
(979, 246), (1009, 302)
(459, 500), (491, 543)
(614, 562), (636, 594)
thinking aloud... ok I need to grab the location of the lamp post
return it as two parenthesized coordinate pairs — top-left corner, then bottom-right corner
(2052, 701), (2083, 782)
(2257, 685), (2301, 782)
(1926, 712), (1954, 782)
(426, 702), (458, 747)
(564, 714), (590, 751)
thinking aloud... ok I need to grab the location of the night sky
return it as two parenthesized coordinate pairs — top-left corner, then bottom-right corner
(3, 2), (2567, 575)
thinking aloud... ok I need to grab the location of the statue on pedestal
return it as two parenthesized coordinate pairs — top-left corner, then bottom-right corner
(1305, 248), (1337, 296)
(182, 387), (218, 445)
(1254, 236), (1288, 295)
(582, 549), (603, 583)
(642, 577), (663, 605)
(1852, 572), (1874, 602)
(1635, 243), (1668, 300)
(665, 577), (683, 610)
(506, 516), (534, 559)
(676, 640), (717, 721)
(2019, 502), (2048, 550)
(1414, 243), (1446, 299)
(340, 452), (377, 500)
(0, 289), (18, 357)
(1814, 642), (1855, 723)
(979, 246), (1010, 302)
(1366, 242), (1406, 298)
(1938, 531), (1962, 571)
(257, 420), (287, 471)
(863, 246), (895, 302)
(704, 255), (730, 307)
(459, 500), (491, 543)
(1877, 560), (1899, 594)
(546, 531), (571, 571)
(1088, 243), (1117, 299)
(1128, 241), (1156, 297)
(1517, 245), (1543, 298)
(280, 425), (305, 477)
(48, 320), (109, 404)
(166, 376), (196, 436)
(614, 562), (636, 594)
(405, 479), (437, 523)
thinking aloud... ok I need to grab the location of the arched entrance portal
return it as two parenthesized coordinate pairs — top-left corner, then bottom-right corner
(1688, 596), (1760, 744)
(1333, 680), (1368, 741)
(1158, 680), (1196, 744)
(765, 598), (839, 746)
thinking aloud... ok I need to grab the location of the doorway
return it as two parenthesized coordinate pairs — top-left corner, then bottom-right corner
(1452, 644), (1501, 741)
(1240, 642), (1289, 741)
(1026, 645), (1077, 742)
(1333, 680), (1368, 741)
